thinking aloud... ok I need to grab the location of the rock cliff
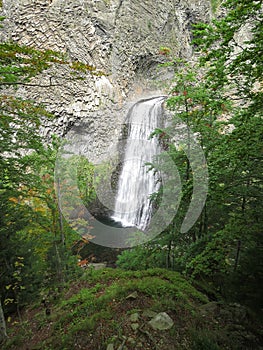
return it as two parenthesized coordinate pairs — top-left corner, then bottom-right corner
(0, 0), (211, 157)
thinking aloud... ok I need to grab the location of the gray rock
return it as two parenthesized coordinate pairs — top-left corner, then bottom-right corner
(130, 312), (139, 322)
(0, 0), (211, 162)
(148, 312), (174, 331)
(127, 337), (136, 344)
(142, 309), (158, 318)
(131, 323), (140, 331)
(126, 291), (138, 300)
(200, 301), (219, 316)
(106, 344), (114, 350)
(87, 262), (107, 270)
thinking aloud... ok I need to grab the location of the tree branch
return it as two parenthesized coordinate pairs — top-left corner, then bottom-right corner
(0, 81), (61, 87)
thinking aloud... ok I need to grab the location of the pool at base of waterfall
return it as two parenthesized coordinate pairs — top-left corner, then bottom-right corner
(111, 216), (135, 228)
(96, 214), (135, 229)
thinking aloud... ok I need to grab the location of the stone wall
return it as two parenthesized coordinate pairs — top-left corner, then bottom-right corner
(0, 0), (211, 159)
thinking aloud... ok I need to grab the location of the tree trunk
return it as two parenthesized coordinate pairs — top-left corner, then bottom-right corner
(234, 240), (241, 271)
(56, 177), (65, 246)
(166, 240), (172, 269)
(0, 299), (7, 344)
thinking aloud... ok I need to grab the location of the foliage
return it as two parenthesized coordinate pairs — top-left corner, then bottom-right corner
(117, 245), (167, 270)
(117, 0), (263, 312)
(0, 42), (63, 86)
(0, 18), (98, 324)
(188, 0), (263, 308)
(193, 0), (263, 102)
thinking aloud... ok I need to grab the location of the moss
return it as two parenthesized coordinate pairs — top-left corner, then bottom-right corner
(5, 268), (261, 350)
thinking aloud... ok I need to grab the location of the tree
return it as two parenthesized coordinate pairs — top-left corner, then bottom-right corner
(117, 0), (262, 310)
(0, 299), (7, 344)
(0, 38), (61, 344)
(190, 0), (263, 306)
(119, 58), (229, 268)
(0, 16), (98, 340)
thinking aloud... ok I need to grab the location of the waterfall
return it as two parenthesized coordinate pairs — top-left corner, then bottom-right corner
(112, 96), (165, 230)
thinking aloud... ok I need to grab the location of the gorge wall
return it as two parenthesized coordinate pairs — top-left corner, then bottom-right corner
(0, 0), (211, 159)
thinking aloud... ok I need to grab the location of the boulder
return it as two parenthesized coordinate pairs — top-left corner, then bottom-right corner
(87, 262), (107, 270)
(106, 344), (114, 350)
(126, 291), (138, 300)
(130, 313), (139, 322)
(131, 323), (140, 331)
(148, 312), (174, 331)
(142, 309), (157, 318)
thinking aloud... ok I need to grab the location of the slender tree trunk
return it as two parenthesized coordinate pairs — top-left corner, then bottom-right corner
(56, 177), (67, 280)
(57, 177), (65, 246)
(54, 240), (64, 284)
(234, 240), (241, 271)
(234, 178), (250, 271)
(51, 207), (64, 284)
(186, 119), (190, 181)
(184, 93), (191, 181)
(198, 214), (203, 239)
(203, 204), (208, 235)
(167, 240), (173, 269)
(198, 204), (208, 239)
(0, 299), (7, 344)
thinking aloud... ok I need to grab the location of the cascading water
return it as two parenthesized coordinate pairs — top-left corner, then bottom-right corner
(112, 96), (165, 230)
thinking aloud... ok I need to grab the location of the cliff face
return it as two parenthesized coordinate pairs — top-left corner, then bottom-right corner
(0, 0), (211, 157)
